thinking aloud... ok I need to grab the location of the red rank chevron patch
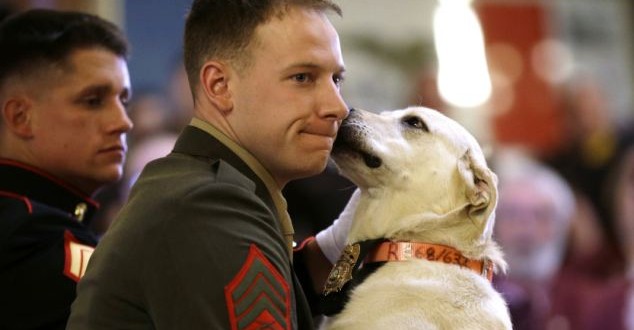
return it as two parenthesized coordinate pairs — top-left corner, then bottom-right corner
(225, 244), (291, 330)
(63, 230), (94, 282)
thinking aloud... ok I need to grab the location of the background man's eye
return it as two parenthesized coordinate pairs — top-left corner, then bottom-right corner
(120, 96), (130, 108)
(403, 116), (428, 131)
(86, 97), (103, 107)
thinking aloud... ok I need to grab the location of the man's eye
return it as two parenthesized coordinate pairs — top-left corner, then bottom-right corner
(402, 115), (428, 131)
(292, 73), (310, 83)
(333, 74), (345, 87)
(85, 97), (103, 108)
(120, 96), (130, 108)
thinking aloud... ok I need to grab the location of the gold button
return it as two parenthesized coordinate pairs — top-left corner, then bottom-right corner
(74, 202), (87, 222)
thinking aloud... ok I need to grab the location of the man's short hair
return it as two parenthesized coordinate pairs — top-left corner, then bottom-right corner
(0, 9), (129, 89)
(183, 0), (341, 93)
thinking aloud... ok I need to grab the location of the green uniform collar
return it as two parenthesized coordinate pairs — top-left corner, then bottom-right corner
(189, 118), (295, 257)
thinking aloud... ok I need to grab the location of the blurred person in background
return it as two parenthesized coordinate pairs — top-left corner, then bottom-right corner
(615, 148), (634, 330)
(492, 147), (576, 330)
(564, 146), (634, 330)
(0, 9), (132, 329)
(581, 147), (634, 330)
(123, 133), (179, 191)
(125, 89), (172, 145)
(406, 65), (449, 114)
(614, 149), (634, 281)
(545, 72), (634, 279)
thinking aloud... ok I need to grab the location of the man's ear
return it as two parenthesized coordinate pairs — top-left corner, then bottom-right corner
(200, 61), (233, 113)
(2, 98), (34, 138)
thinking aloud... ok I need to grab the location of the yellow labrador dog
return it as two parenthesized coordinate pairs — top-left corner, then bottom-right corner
(321, 107), (511, 330)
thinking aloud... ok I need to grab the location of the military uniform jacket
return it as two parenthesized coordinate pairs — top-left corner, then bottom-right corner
(68, 122), (315, 329)
(0, 159), (99, 330)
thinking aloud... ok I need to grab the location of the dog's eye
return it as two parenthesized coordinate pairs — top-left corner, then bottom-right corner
(403, 116), (428, 131)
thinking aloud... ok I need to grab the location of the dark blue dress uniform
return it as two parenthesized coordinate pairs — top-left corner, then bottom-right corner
(0, 159), (99, 330)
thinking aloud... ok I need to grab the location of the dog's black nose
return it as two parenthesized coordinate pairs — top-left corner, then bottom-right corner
(343, 108), (360, 122)
(345, 108), (356, 119)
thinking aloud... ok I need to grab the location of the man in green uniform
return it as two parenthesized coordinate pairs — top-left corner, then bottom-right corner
(68, 1), (355, 329)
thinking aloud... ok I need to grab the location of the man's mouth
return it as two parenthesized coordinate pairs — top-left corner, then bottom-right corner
(99, 144), (126, 154)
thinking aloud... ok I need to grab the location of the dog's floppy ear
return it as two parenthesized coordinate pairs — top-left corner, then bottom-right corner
(458, 149), (498, 239)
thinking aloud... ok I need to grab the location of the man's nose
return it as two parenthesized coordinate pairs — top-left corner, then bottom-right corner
(319, 81), (348, 120)
(110, 102), (134, 134)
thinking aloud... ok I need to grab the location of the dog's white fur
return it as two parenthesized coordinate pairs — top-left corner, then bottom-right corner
(324, 107), (512, 330)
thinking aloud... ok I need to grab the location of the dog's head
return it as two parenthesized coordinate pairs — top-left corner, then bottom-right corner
(332, 107), (500, 261)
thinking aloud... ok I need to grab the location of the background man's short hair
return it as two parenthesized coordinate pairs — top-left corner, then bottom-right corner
(0, 9), (129, 88)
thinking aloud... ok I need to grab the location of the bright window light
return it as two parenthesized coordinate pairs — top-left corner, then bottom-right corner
(433, 0), (491, 108)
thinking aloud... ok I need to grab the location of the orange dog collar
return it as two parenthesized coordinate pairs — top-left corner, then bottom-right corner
(365, 241), (493, 282)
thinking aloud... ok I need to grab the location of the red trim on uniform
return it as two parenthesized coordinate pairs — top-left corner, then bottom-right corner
(225, 244), (291, 330)
(0, 159), (99, 207)
(0, 190), (33, 213)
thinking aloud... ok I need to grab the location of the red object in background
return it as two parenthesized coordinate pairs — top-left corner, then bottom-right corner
(476, 1), (565, 157)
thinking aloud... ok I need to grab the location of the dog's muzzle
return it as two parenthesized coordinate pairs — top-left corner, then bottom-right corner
(333, 108), (383, 169)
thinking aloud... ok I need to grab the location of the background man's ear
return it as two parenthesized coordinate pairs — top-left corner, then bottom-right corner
(200, 61), (232, 112)
(2, 98), (34, 138)
(458, 150), (498, 237)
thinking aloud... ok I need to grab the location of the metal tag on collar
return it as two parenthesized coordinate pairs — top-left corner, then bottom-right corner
(323, 243), (361, 296)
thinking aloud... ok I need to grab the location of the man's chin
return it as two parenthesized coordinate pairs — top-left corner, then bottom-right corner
(294, 159), (330, 180)
(95, 167), (125, 186)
